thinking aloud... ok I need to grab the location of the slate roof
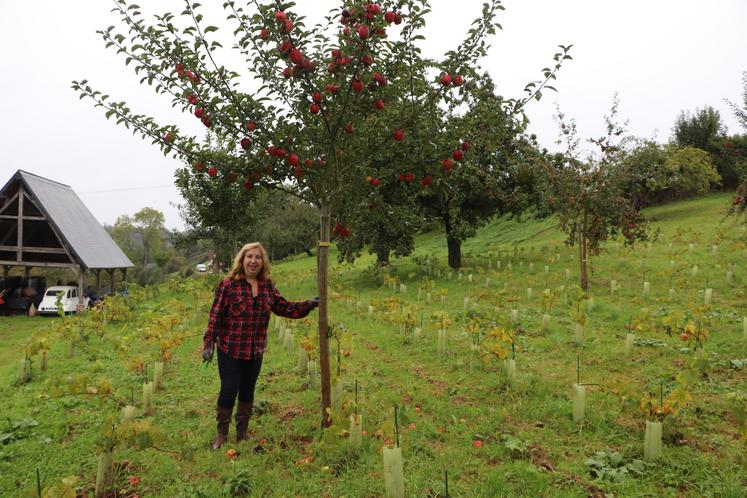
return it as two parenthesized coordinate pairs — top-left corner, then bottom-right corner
(1, 170), (134, 270)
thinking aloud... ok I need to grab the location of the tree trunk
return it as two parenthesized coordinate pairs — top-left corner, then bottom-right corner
(317, 204), (332, 428)
(376, 249), (390, 266)
(444, 212), (461, 269)
(579, 212), (589, 291)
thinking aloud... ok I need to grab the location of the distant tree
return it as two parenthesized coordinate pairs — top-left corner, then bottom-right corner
(615, 141), (721, 207)
(253, 191), (318, 260)
(671, 106), (726, 151)
(663, 146), (721, 196)
(107, 207), (173, 285)
(725, 71), (747, 131)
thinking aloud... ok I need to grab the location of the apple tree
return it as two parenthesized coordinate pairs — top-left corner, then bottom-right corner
(547, 99), (648, 291)
(73, 0), (558, 426)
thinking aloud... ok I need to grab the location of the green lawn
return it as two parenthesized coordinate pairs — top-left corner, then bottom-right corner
(1, 193), (745, 497)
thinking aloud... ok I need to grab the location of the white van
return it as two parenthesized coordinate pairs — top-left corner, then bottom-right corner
(38, 286), (90, 316)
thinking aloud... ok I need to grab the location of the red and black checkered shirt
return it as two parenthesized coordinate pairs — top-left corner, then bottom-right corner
(203, 278), (314, 360)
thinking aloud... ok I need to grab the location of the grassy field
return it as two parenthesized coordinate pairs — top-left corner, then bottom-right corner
(1, 193), (745, 497)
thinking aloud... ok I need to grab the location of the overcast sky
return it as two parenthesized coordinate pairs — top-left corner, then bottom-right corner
(1, 0), (745, 230)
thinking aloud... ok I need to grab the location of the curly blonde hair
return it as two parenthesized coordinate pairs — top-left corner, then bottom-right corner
(227, 242), (272, 281)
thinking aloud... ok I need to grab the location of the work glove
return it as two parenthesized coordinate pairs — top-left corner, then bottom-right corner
(309, 296), (320, 309)
(202, 340), (215, 363)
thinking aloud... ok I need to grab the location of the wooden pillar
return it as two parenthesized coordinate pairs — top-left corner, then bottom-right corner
(109, 269), (116, 294)
(95, 270), (101, 297)
(122, 268), (128, 292)
(17, 186), (24, 263)
(77, 266), (85, 307)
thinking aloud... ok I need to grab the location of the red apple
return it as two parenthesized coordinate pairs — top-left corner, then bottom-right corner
(187, 94), (199, 105)
(370, 177), (381, 186)
(244, 179), (254, 189)
(240, 138), (251, 150)
(207, 166), (218, 177)
(274, 11), (286, 22)
(358, 26), (370, 39)
(384, 11), (396, 23)
(283, 67), (293, 79)
(259, 28), (270, 40)
(422, 175), (432, 187)
(326, 83), (338, 94)
(461, 141), (471, 151)
(344, 122), (354, 134)
(442, 159), (453, 171)
(440, 73), (452, 86)
(194, 107), (205, 118)
(352, 80), (364, 93)
(393, 129), (404, 141)
(361, 54), (373, 66)
(164, 131), (175, 143)
(374, 99), (384, 110)
(290, 48), (304, 64)
(452, 149), (463, 161)
(312, 92), (323, 103)
(246, 121), (257, 131)
(195, 162), (206, 172)
(288, 153), (300, 166)
(201, 116), (212, 128)
(454, 74), (464, 86)
(309, 103), (321, 114)
(293, 166), (305, 178)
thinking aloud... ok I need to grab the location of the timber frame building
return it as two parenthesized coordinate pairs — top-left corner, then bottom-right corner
(0, 170), (134, 302)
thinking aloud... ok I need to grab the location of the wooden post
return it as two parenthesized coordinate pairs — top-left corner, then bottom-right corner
(16, 187), (24, 263)
(77, 266), (85, 307)
(95, 270), (101, 297)
(108, 269), (115, 295)
(121, 268), (127, 292)
(317, 204), (332, 428)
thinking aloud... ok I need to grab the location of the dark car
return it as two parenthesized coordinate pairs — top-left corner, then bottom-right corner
(0, 276), (46, 315)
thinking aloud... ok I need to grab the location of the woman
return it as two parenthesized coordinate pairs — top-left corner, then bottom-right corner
(202, 242), (318, 449)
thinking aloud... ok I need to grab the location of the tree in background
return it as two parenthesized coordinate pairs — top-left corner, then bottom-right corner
(548, 99), (647, 291)
(671, 106), (726, 151)
(670, 106), (745, 188)
(615, 140), (721, 208)
(726, 71), (747, 131)
(107, 207), (173, 285)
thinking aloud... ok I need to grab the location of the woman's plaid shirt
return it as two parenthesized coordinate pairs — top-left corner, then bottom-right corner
(204, 278), (314, 360)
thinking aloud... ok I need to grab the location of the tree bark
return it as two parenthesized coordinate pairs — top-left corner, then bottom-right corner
(444, 212), (461, 269)
(579, 211), (589, 291)
(447, 236), (461, 269)
(376, 250), (390, 266)
(317, 204), (332, 428)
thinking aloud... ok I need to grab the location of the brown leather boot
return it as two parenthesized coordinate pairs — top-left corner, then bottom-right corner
(235, 401), (253, 442)
(212, 404), (232, 450)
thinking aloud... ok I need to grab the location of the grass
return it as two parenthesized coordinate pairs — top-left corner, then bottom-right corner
(1, 193), (745, 497)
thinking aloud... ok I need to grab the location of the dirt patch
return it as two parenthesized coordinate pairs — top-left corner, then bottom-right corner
(410, 366), (448, 392)
(527, 444), (556, 472)
(278, 405), (306, 420)
(553, 474), (607, 498)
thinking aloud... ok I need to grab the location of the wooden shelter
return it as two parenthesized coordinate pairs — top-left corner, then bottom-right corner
(0, 170), (134, 303)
